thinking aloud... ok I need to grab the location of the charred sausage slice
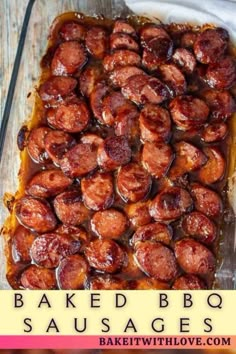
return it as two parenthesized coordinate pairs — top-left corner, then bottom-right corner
(110, 66), (146, 88)
(206, 56), (236, 90)
(202, 122), (228, 143)
(103, 50), (141, 72)
(79, 65), (104, 97)
(172, 274), (207, 290)
(91, 208), (128, 239)
(90, 82), (110, 123)
(86, 26), (108, 59)
(15, 196), (57, 233)
(20, 265), (56, 290)
(81, 172), (114, 211)
(12, 226), (35, 263)
(125, 201), (152, 229)
(172, 48), (196, 73)
(198, 146), (225, 184)
(38, 76), (77, 105)
(131, 222), (173, 246)
(57, 254), (89, 290)
(27, 127), (51, 164)
(202, 89), (236, 121)
(149, 186), (193, 222)
(44, 130), (76, 166)
(159, 64), (187, 96)
(110, 33), (139, 52)
(113, 20), (136, 36)
(59, 21), (86, 41)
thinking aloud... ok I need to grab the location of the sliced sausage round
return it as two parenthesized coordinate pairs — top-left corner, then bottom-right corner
(131, 222), (173, 247)
(149, 186), (193, 222)
(60, 143), (98, 178)
(26, 169), (73, 198)
(110, 33), (139, 52)
(113, 20), (136, 36)
(175, 238), (216, 274)
(97, 136), (131, 171)
(202, 89), (236, 121)
(140, 24), (170, 44)
(102, 91), (128, 126)
(85, 239), (125, 273)
(51, 41), (87, 75)
(38, 76), (77, 105)
(56, 224), (89, 245)
(57, 254), (89, 290)
(121, 74), (149, 104)
(135, 241), (178, 282)
(121, 249), (143, 278)
(81, 172), (114, 211)
(90, 82), (110, 123)
(182, 211), (217, 244)
(114, 103), (139, 138)
(172, 274), (206, 290)
(91, 208), (128, 239)
(125, 201), (152, 229)
(27, 127), (51, 164)
(170, 95), (209, 130)
(169, 141), (207, 180)
(80, 133), (103, 147)
(129, 277), (170, 290)
(190, 182), (222, 217)
(31, 233), (81, 268)
(110, 66), (146, 88)
(198, 146), (225, 184)
(202, 122), (228, 143)
(79, 65), (104, 97)
(88, 275), (128, 290)
(142, 48), (162, 71)
(59, 21), (86, 41)
(12, 225), (35, 263)
(53, 190), (90, 226)
(194, 28), (229, 64)
(20, 265), (56, 290)
(206, 56), (236, 90)
(15, 196), (57, 233)
(180, 31), (197, 48)
(144, 37), (173, 63)
(103, 50), (141, 72)
(53, 101), (90, 133)
(140, 77), (170, 105)
(117, 163), (152, 203)
(86, 26), (108, 59)
(172, 48), (196, 73)
(139, 104), (171, 143)
(142, 142), (174, 179)
(44, 130), (76, 166)
(159, 64), (186, 96)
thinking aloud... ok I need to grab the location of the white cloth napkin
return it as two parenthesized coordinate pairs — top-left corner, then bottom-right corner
(125, 0), (236, 41)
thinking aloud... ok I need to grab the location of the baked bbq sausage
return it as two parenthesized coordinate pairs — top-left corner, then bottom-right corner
(52, 100), (90, 133)
(194, 27), (229, 64)
(79, 65), (104, 97)
(56, 224), (89, 245)
(149, 186), (193, 222)
(53, 190), (90, 226)
(206, 56), (236, 90)
(142, 48), (162, 72)
(20, 265), (57, 290)
(131, 222), (173, 247)
(12, 225), (35, 263)
(113, 20), (136, 35)
(27, 127), (51, 164)
(172, 274), (207, 290)
(129, 277), (170, 290)
(30, 232), (81, 268)
(44, 130), (76, 166)
(172, 48), (196, 74)
(174, 238), (216, 275)
(139, 104), (171, 143)
(91, 208), (128, 239)
(180, 31), (197, 48)
(110, 33), (139, 52)
(86, 26), (108, 59)
(88, 275), (128, 290)
(26, 169), (73, 198)
(102, 91), (128, 126)
(38, 76), (77, 105)
(202, 122), (228, 143)
(103, 50), (141, 72)
(81, 172), (114, 211)
(114, 103), (139, 138)
(15, 196), (57, 233)
(190, 182), (223, 217)
(181, 211), (217, 244)
(90, 82), (110, 124)
(125, 201), (152, 229)
(142, 142), (174, 179)
(168, 141), (207, 180)
(97, 136), (131, 171)
(140, 23), (170, 44)
(51, 41), (87, 75)
(170, 95), (209, 130)
(59, 21), (86, 41)
(158, 64), (187, 96)
(134, 241), (178, 282)
(117, 163), (152, 203)
(57, 254), (89, 290)
(60, 143), (98, 178)
(201, 89), (236, 121)
(110, 65), (146, 88)
(85, 239), (125, 273)
(198, 146), (226, 184)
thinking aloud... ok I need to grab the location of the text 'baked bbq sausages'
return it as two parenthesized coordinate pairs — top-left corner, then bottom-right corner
(4, 14), (236, 290)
